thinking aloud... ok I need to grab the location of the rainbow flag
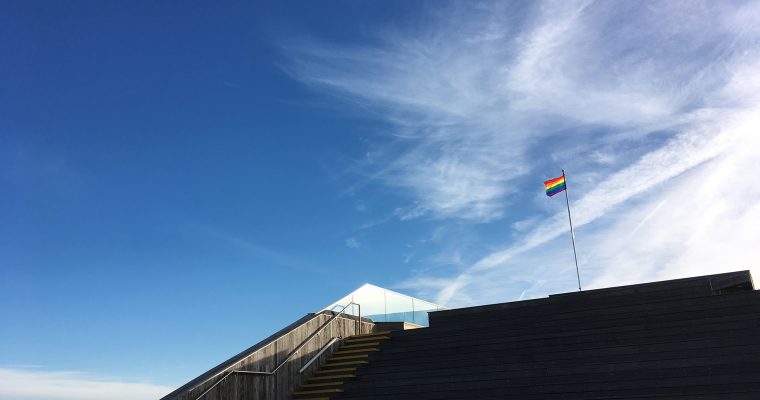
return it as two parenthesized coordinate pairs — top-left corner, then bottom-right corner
(544, 175), (566, 197)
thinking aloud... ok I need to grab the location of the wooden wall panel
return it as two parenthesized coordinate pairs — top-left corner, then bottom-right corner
(168, 313), (374, 400)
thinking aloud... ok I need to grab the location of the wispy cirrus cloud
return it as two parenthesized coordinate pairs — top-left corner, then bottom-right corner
(345, 237), (361, 249)
(407, 106), (760, 305)
(283, 0), (760, 305)
(0, 368), (173, 400)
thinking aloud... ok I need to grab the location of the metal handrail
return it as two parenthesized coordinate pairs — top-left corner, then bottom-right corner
(194, 301), (362, 400)
(299, 337), (339, 374)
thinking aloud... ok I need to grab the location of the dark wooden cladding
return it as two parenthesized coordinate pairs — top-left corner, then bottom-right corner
(336, 271), (760, 400)
(164, 313), (374, 400)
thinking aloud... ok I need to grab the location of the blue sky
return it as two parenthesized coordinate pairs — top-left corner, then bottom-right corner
(2, 1), (760, 399)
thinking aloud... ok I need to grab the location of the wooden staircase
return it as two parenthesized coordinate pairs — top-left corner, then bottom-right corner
(292, 331), (392, 400)
(334, 272), (760, 400)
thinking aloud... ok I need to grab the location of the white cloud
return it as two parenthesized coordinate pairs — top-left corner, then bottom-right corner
(345, 237), (361, 249)
(283, 1), (760, 305)
(415, 106), (760, 305)
(0, 368), (173, 400)
(586, 109), (760, 289)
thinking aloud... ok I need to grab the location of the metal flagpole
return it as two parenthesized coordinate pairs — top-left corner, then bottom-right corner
(562, 169), (582, 291)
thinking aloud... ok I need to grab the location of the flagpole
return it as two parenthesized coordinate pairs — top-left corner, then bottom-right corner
(562, 169), (582, 291)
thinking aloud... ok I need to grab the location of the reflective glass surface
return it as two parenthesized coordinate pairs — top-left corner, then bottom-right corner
(322, 284), (446, 327)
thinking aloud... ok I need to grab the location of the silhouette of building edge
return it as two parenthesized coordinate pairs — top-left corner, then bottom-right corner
(163, 270), (759, 400)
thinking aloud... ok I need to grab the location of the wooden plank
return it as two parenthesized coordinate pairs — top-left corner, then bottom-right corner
(168, 313), (374, 400)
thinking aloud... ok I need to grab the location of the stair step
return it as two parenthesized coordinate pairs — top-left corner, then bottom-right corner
(316, 367), (357, 374)
(293, 388), (344, 395)
(347, 330), (392, 338)
(292, 398), (330, 400)
(321, 360), (369, 367)
(334, 348), (380, 355)
(307, 374), (355, 381)
(341, 342), (381, 349)
(301, 381), (345, 388)
(345, 336), (391, 344)
(329, 354), (370, 361)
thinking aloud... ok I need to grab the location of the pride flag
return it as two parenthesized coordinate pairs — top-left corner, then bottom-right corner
(544, 175), (566, 197)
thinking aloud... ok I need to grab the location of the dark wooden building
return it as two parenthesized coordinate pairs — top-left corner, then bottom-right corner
(165, 270), (760, 400)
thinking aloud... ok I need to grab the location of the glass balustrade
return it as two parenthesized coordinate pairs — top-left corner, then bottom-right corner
(322, 284), (446, 327)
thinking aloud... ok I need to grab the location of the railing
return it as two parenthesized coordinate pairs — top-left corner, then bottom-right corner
(299, 337), (340, 374)
(194, 302), (362, 400)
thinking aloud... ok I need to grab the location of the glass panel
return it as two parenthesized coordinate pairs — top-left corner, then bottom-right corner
(321, 284), (446, 327)
(352, 284), (387, 322)
(384, 288), (415, 324)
